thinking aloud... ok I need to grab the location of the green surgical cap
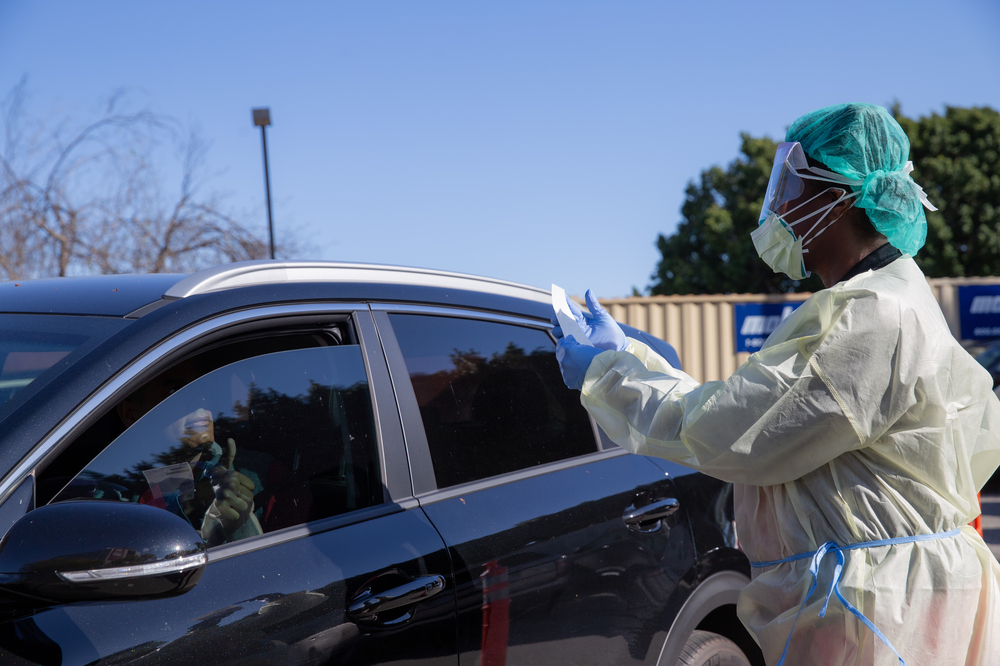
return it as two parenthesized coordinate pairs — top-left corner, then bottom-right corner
(785, 103), (928, 256)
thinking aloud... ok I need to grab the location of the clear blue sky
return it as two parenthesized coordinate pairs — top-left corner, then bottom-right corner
(2, 1), (999, 297)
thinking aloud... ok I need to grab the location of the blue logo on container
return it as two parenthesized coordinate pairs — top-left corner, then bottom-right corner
(958, 285), (1000, 340)
(734, 302), (802, 352)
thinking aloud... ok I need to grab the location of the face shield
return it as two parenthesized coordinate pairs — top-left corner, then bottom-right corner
(759, 142), (862, 224)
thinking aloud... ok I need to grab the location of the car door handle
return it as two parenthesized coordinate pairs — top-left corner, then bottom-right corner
(623, 498), (679, 532)
(348, 574), (447, 619)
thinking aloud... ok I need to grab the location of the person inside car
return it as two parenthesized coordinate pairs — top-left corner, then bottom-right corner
(116, 359), (262, 546)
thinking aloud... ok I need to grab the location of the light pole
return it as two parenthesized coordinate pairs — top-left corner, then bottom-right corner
(252, 107), (275, 259)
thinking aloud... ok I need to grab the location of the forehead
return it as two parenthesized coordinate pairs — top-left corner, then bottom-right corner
(799, 173), (828, 197)
(799, 155), (840, 194)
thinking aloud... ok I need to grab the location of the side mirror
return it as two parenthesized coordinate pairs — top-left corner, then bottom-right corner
(0, 501), (207, 603)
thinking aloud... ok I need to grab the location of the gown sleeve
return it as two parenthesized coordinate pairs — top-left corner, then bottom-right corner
(580, 288), (896, 486)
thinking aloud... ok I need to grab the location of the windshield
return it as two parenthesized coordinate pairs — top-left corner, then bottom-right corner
(0, 315), (130, 421)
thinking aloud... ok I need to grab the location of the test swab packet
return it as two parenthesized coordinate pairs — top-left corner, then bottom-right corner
(551, 284), (593, 346)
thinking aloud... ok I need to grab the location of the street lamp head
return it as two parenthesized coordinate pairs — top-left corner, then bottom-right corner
(252, 108), (271, 127)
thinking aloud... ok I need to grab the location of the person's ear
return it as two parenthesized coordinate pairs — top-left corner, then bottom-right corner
(827, 188), (854, 217)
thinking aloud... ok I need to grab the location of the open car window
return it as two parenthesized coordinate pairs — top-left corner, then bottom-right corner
(53, 345), (381, 547)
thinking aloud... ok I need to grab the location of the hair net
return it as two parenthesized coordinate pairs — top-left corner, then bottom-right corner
(785, 103), (933, 256)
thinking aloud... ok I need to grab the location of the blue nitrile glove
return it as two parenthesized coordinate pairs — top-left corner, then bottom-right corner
(556, 335), (604, 390)
(550, 289), (627, 352)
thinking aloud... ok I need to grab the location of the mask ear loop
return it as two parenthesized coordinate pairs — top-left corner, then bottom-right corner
(780, 188), (836, 221)
(800, 190), (861, 251)
(793, 168), (864, 248)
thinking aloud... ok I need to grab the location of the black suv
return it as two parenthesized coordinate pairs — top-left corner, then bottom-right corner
(0, 261), (762, 666)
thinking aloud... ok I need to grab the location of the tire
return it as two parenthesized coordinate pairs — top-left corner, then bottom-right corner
(675, 630), (752, 666)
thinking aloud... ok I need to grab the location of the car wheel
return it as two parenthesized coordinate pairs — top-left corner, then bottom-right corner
(674, 630), (751, 666)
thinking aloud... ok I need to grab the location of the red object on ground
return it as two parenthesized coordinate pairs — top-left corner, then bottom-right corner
(481, 560), (510, 666)
(972, 492), (983, 537)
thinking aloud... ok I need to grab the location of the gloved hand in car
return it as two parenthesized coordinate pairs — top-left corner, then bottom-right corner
(199, 438), (263, 545)
(211, 467), (257, 531)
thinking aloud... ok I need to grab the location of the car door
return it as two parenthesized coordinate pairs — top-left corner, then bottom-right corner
(373, 306), (697, 666)
(0, 306), (457, 666)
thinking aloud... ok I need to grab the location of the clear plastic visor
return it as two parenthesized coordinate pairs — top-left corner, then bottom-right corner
(759, 142), (809, 223)
(759, 142), (860, 224)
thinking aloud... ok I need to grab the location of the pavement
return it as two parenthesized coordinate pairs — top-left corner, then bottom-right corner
(982, 493), (1000, 561)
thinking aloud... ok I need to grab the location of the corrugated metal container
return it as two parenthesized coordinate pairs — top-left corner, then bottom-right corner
(925, 275), (1000, 342)
(596, 275), (1000, 384)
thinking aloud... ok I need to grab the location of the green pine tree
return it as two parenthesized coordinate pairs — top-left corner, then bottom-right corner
(650, 105), (1000, 294)
(895, 105), (1000, 278)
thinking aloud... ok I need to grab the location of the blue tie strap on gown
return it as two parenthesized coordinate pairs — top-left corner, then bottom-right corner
(751, 529), (963, 666)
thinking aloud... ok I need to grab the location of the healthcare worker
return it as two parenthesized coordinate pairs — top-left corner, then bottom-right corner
(555, 103), (1000, 666)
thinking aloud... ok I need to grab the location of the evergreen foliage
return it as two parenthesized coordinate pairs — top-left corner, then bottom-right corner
(651, 106), (1000, 294)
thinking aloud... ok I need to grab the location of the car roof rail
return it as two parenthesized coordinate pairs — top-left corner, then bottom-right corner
(163, 260), (551, 303)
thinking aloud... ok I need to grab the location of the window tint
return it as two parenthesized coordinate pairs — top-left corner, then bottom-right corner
(0, 315), (128, 421)
(389, 314), (597, 488)
(54, 345), (380, 546)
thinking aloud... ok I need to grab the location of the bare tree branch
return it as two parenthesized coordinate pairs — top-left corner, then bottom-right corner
(0, 80), (290, 281)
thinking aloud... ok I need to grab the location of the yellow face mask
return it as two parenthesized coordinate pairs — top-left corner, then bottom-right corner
(751, 212), (809, 280)
(751, 188), (859, 281)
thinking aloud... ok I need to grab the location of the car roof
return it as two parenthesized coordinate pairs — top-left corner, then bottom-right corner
(0, 261), (552, 317)
(0, 274), (187, 317)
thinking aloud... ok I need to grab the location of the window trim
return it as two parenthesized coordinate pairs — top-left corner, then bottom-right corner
(371, 303), (551, 330)
(0, 304), (412, 516)
(206, 497), (421, 563)
(415, 447), (629, 507)
(371, 305), (605, 497)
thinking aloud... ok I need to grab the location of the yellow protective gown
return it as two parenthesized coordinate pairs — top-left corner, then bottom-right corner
(580, 256), (1000, 665)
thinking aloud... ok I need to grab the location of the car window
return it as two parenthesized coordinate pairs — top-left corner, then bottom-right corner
(389, 314), (598, 488)
(0, 315), (129, 421)
(53, 345), (380, 547)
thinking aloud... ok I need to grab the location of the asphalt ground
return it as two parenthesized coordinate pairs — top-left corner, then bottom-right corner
(982, 493), (1000, 561)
